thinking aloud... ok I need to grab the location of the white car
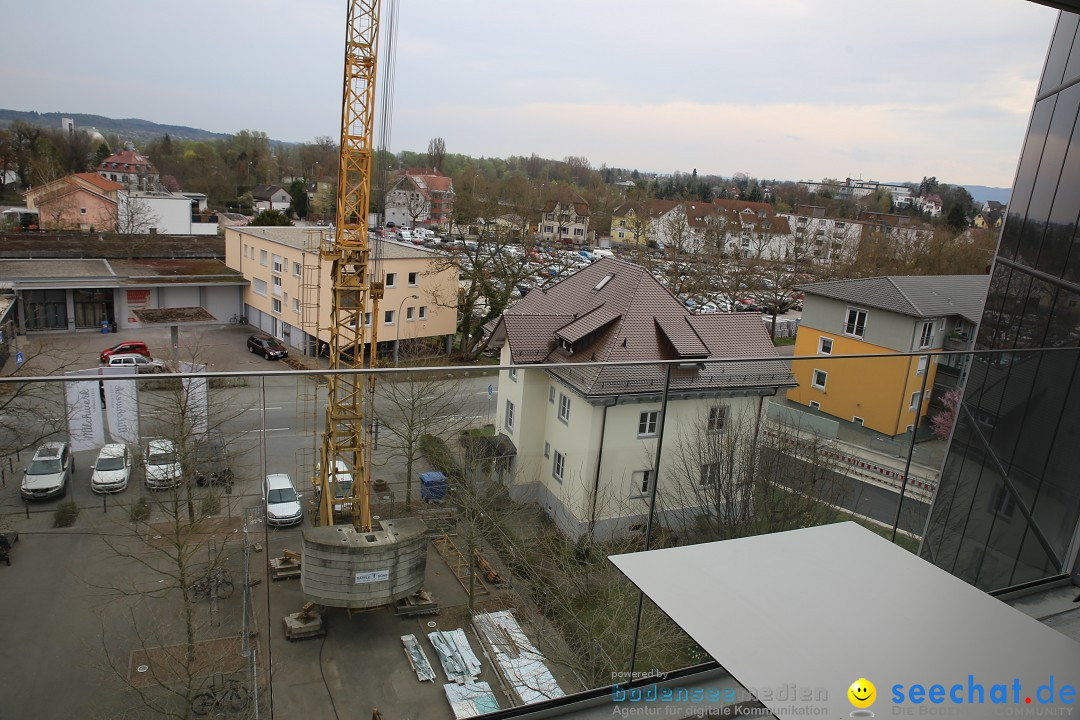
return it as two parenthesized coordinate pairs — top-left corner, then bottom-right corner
(91, 443), (130, 493)
(106, 353), (168, 373)
(21, 441), (72, 500)
(144, 438), (183, 490)
(264, 473), (303, 527)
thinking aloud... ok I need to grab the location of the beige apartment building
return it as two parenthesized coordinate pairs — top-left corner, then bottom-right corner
(224, 227), (458, 358)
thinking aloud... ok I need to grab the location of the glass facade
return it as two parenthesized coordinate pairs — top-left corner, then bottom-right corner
(920, 10), (1080, 592)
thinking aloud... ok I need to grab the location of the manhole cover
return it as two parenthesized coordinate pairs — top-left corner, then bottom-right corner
(137, 664), (149, 673)
(427, 621), (437, 628)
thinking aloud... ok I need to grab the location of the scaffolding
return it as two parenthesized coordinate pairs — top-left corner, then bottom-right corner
(296, 229), (327, 494)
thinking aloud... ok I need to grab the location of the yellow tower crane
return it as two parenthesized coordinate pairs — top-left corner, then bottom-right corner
(316, 0), (382, 532)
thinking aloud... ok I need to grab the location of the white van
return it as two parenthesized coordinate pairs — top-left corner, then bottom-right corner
(592, 248), (615, 259)
(398, 229), (415, 243)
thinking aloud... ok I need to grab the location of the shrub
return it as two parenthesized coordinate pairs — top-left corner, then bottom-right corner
(54, 501), (80, 528)
(201, 494), (221, 516)
(130, 497), (151, 523)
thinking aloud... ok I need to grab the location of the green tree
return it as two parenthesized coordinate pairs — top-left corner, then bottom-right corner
(287, 179), (309, 220)
(249, 209), (292, 226)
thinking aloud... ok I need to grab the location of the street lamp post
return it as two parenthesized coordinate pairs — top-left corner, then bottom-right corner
(310, 161), (319, 180)
(394, 294), (420, 366)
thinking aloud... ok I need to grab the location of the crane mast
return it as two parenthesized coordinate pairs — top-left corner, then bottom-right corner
(317, 0), (382, 532)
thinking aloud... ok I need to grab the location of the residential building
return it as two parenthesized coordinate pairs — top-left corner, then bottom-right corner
(224, 226), (458, 356)
(97, 148), (159, 193)
(778, 205), (863, 264)
(23, 173), (123, 231)
(486, 257), (794, 539)
(922, 8), (1080, 593)
(858, 210), (935, 246)
(917, 193), (943, 217)
(250, 185), (293, 213)
(713, 199), (792, 259)
(788, 275), (989, 438)
(973, 200), (1006, 228)
(609, 198), (675, 246)
(538, 190), (591, 246)
(119, 191), (218, 235)
(384, 170), (455, 229)
(651, 201), (718, 252)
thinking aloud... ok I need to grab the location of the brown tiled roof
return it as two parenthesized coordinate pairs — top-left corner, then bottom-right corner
(612, 199), (677, 219)
(490, 258), (793, 397)
(74, 173), (123, 192)
(542, 188), (590, 216)
(684, 202), (717, 229)
(98, 149), (157, 174)
(714, 199), (776, 218)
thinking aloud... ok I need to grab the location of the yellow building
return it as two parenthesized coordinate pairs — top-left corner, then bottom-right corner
(609, 199), (675, 246)
(224, 226), (458, 359)
(788, 275), (989, 437)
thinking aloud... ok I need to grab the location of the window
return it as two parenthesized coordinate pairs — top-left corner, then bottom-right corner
(272, 275), (282, 295)
(638, 411), (658, 437)
(508, 368), (517, 381)
(418, 306), (427, 320)
(505, 400), (515, 430)
(253, 278), (268, 296)
(292, 298), (301, 313)
(909, 391), (921, 411)
(385, 272), (396, 288)
(918, 321), (934, 349)
(272, 254), (283, 273)
(917, 356), (928, 376)
(812, 369), (827, 390)
(384, 310), (395, 325)
(700, 462), (721, 487)
(364, 312), (372, 327)
(244, 244), (249, 258)
(406, 306), (415, 321)
(853, 416), (864, 426)
(408, 272), (418, 286)
(574, 228), (584, 236)
(818, 337), (833, 355)
(80, 207), (87, 215)
(552, 451), (565, 483)
(548, 386), (555, 403)
(259, 250), (268, 266)
(271, 298), (282, 313)
(991, 486), (1016, 520)
(844, 308), (867, 337)
(810, 400), (821, 410)
(631, 470), (653, 497)
(558, 393), (571, 423)
(543, 442), (550, 458)
(708, 406), (728, 432)
(544, 225), (553, 233)
(292, 262), (302, 277)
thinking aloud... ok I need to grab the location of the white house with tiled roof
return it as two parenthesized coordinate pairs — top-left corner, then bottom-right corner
(486, 257), (795, 539)
(538, 191), (591, 246)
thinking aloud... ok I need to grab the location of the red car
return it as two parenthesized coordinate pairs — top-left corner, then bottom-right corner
(100, 340), (151, 363)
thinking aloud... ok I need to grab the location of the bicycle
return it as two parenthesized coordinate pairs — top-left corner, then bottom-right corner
(190, 567), (234, 602)
(191, 674), (250, 716)
(229, 313), (248, 325)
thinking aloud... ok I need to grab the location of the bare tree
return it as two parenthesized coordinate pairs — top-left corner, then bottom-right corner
(427, 137), (446, 173)
(374, 362), (467, 510)
(118, 195), (163, 235)
(0, 340), (76, 460)
(662, 403), (848, 543)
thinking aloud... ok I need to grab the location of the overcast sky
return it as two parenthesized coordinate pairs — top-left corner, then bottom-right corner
(2, 0), (1059, 187)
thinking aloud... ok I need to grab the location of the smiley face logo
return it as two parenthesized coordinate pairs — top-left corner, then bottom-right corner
(848, 678), (876, 708)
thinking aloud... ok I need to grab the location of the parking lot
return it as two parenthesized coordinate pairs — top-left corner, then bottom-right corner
(0, 325), (575, 719)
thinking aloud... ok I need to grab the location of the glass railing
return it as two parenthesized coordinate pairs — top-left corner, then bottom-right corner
(1, 345), (1074, 719)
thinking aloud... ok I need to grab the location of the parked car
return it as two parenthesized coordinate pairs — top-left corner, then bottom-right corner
(91, 443), (131, 493)
(144, 438), (182, 490)
(106, 353), (168, 373)
(314, 459), (353, 515)
(193, 432), (231, 487)
(264, 473), (304, 527)
(247, 334), (288, 360)
(21, 441), (72, 500)
(100, 340), (151, 363)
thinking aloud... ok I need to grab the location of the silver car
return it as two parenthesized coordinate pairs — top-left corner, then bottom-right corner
(91, 443), (131, 493)
(21, 441), (72, 500)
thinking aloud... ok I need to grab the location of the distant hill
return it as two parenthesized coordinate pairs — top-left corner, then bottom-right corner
(0, 109), (233, 145)
(962, 184), (1010, 206)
